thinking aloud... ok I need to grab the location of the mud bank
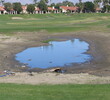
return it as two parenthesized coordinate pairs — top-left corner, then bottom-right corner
(0, 31), (110, 76)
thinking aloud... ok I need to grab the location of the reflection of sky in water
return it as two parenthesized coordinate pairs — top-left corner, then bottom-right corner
(15, 39), (91, 68)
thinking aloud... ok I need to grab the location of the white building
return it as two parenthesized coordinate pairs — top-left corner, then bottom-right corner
(60, 6), (79, 13)
(0, 6), (6, 14)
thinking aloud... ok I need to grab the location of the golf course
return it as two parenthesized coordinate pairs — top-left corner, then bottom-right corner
(0, 13), (110, 99)
(0, 13), (109, 33)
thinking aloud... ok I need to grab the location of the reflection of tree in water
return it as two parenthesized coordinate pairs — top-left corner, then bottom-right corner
(41, 42), (53, 51)
(70, 39), (75, 43)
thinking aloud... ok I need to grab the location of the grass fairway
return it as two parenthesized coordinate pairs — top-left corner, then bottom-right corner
(0, 13), (110, 34)
(0, 84), (110, 100)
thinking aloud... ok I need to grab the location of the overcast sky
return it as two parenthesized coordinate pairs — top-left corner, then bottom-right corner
(5, 0), (93, 4)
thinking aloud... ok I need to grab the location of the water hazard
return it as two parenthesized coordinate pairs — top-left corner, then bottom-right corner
(15, 39), (92, 68)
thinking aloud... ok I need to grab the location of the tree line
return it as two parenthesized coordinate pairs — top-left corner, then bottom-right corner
(1, 0), (110, 14)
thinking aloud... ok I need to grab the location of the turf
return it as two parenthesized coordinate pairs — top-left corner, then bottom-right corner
(0, 13), (110, 34)
(0, 84), (110, 100)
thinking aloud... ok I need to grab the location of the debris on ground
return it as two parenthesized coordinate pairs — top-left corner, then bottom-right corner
(46, 68), (66, 73)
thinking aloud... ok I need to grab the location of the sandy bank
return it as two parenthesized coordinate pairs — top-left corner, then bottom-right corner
(0, 72), (110, 85)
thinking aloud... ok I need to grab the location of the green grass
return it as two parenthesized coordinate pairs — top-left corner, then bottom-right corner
(1, 13), (110, 34)
(0, 84), (110, 100)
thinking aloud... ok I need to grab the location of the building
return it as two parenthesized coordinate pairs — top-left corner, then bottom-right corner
(96, 8), (102, 13)
(1, 5), (103, 15)
(22, 5), (28, 14)
(22, 6), (59, 14)
(60, 6), (79, 13)
(34, 7), (43, 14)
(0, 6), (6, 14)
(47, 7), (59, 13)
(8, 9), (17, 14)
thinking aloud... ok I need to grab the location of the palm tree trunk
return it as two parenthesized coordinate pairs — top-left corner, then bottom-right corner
(80, 8), (83, 13)
(105, 7), (108, 13)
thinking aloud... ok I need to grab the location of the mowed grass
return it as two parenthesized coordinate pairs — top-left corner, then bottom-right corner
(0, 84), (110, 100)
(1, 13), (110, 34)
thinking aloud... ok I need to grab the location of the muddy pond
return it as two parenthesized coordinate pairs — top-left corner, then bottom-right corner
(15, 39), (92, 69)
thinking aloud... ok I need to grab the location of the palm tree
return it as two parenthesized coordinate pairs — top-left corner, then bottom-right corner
(94, 0), (102, 12)
(33, 0), (38, 4)
(44, 0), (49, 4)
(102, 0), (109, 13)
(50, 0), (52, 4)
(39, 0), (49, 4)
(79, 0), (82, 3)
(79, 0), (84, 13)
(0, 0), (5, 6)
(94, 0), (101, 7)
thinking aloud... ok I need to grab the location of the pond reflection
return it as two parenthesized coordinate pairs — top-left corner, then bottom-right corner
(15, 39), (92, 68)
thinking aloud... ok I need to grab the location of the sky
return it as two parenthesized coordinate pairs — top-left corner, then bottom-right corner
(5, 0), (93, 4)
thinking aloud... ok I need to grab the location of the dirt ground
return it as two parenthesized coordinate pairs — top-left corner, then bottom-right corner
(1, 72), (110, 84)
(0, 30), (110, 84)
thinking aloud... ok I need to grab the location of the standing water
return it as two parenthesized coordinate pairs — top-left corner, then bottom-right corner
(15, 39), (92, 68)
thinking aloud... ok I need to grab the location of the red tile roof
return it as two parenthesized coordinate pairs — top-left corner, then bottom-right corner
(35, 7), (41, 11)
(60, 6), (78, 11)
(48, 7), (57, 11)
(0, 6), (5, 11)
(96, 8), (101, 11)
(22, 6), (41, 11)
(22, 6), (27, 10)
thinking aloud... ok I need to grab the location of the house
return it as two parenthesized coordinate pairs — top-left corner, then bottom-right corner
(0, 6), (6, 14)
(47, 6), (59, 13)
(96, 8), (102, 13)
(22, 6), (43, 14)
(8, 8), (17, 14)
(34, 6), (59, 14)
(60, 5), (79, 13)
(0, 5), (79, 15)
(22, 5), (28, 14)
(34, 7), (43, 14)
